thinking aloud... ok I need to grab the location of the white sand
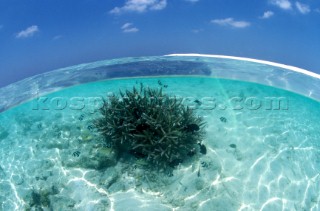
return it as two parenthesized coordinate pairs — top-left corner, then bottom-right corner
(1, 77), (320, 210)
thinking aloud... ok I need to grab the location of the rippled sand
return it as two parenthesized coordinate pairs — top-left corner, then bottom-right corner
(1, 77), (320, 210)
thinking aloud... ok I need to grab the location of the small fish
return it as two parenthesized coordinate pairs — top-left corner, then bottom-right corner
(229, 144), (237, 149)
(164, 85), (168, 88)
(194, 99), (202, 105)
(220, 117), (227, 123)
(72, 151), (80, 157)
(78, 114), (85, 121)
(185, 124), (200, 133)
(200, 161), (208, 168)
(197, 167), (201, 177)
(87, 125), (94, 131)
(158, 80), (162, 86)
(198, 143), (207, 155)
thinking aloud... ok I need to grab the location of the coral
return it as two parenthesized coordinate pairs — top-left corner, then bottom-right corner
(25, 188), (52, 210)
(95, 84), (206, 171)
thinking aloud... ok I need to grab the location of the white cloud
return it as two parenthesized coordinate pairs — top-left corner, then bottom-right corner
(16, 25), (39, 38)
(110, 0), (167, 14)
(270, 0), (292, 10)
(121, 23), (139, 33)
(185, 0), (199, 2)
(260, 11), (274, 19)
(295, 2), (310, 14)
(211, 18), (250, 28)
(192, 29), (203, 33)
(53, 35), (62, 40)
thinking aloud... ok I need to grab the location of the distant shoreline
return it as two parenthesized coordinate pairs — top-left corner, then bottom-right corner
(166, 53), (320, 79)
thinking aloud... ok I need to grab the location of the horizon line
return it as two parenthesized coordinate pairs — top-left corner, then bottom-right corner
(166, 53), (320, 80)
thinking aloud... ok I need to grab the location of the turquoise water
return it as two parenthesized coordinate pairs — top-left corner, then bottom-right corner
(1, 77), (320, 210)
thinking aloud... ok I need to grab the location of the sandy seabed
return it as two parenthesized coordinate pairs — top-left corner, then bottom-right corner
(1, 77), (320, 211)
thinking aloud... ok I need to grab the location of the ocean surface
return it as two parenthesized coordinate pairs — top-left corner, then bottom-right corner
(1, 75), (320, 211)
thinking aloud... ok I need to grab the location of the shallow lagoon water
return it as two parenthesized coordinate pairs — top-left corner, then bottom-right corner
(1, 74), (320, 210)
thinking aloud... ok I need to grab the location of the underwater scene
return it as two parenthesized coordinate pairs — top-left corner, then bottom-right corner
(0, 56), (320, 211)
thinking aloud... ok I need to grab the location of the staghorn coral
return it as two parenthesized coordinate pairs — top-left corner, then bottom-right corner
(95, 84), (206, 171)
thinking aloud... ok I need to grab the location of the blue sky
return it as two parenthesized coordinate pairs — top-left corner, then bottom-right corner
(0, 0), (320, 87)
